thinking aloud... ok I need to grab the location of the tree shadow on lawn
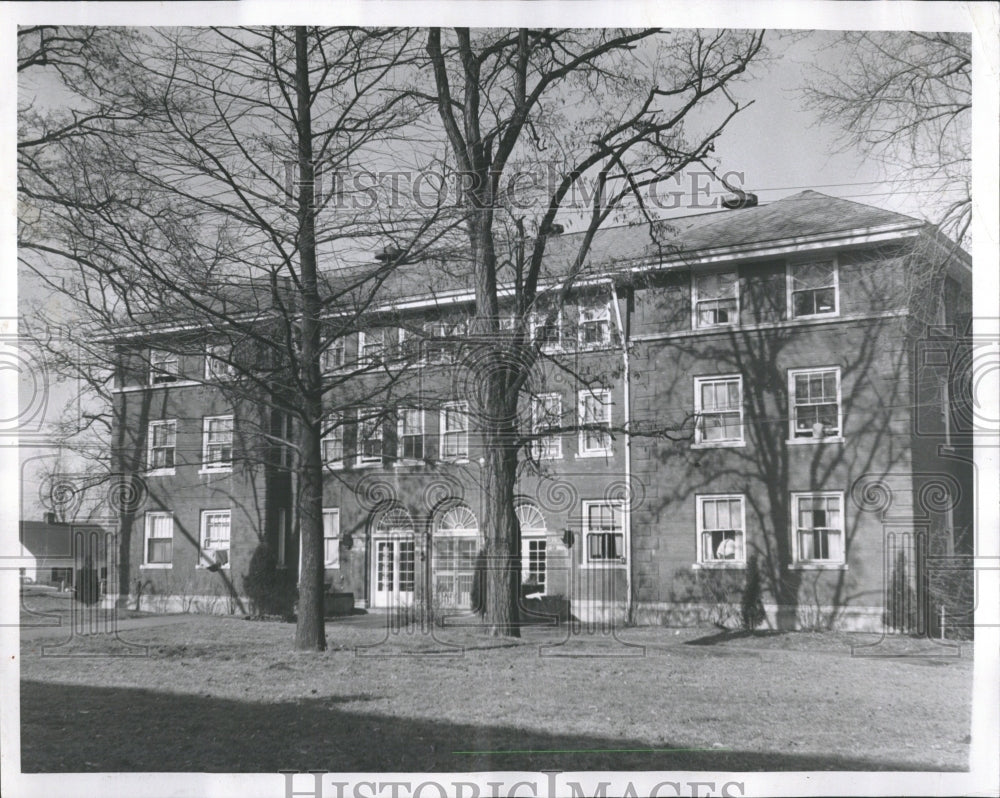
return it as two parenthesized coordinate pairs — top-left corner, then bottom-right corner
(21, 680), (965, 773)
(683, 629), (784, 647)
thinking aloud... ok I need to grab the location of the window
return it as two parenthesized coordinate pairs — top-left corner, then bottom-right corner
(205, 344), (235, 380)
(202, 416), (234, 471)
(357, 409), (383, 465)
(693, 269), (738, 328)
(321, 412), (344, 468)
(789, 367), (842, 441)
(792, 492), (845, 565)
(578, 389), (612, 455)
(694, 376), (743, 446)
(397, 407), (425, 461)
(531, 393), (563, 459)
(323, 508), (340, 568)
(517, 503), (547, 592)
(530, 308), (562, 349)
(143, 512), (173, 567)
(696, 495), (745, 565)
(147, 420), (177, 473)
(578, 301), (611, 346)
(359, 330), (386, 366)
(440, 402), (469, 460)
(199, 510), (230, 569)
(789, 261), (838, 318)
(424, 320), (467, 364)
(583, 501), (625, 565)
(321, 337), (345, 373)
(149, 349), (179, 385)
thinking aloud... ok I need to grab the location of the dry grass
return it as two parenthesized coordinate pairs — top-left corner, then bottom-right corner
(19, 613), (973, 772)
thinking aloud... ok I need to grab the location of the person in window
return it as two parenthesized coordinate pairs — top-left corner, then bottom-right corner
(715, 537), (737, 560)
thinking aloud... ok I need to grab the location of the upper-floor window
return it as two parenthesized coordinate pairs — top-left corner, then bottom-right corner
(321, 337), (346, 373)
(578, 301), (612, 346)
(693, 270), (738, 328)
(147, 420), (177, 473)
(424, 320), (467, 364)
(578, 389), (612, 456)
(321, 412), (344, 469)
(531, 393), (563, 460)
(696, 494), (745, 565)
(205, 344), (235, 380)
(530, 308), (562, 350)
(788, 260), (838, 318)
(149, 349), (179, 385)
(791, 491), (845, 566)
(358, 330), (387, 366)
(357, 409), (383, 465)
(440, 402), (469, 461)
(789, 367), (842, 442)
(202, 415), (234, 471)
(694, 375), (743, 447)
(397, 408), (425, 461)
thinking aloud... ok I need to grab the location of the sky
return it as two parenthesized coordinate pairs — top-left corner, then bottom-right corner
(6, 10), (987, 523)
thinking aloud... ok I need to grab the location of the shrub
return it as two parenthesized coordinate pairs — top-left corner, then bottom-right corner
(668, 567), (743, 627)
(243, 542), (297, 619)
(740, 554), (767, 631)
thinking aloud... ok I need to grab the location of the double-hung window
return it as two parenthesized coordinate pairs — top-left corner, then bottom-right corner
(693, 270), (738, 328)
(143, 512), (173, 567)
(440, 402), (469, 461)
(397, 408), (425, 461)
(789, 261), (838, 318)
(357, 409), (383, 465)
(530, 309), (562, 350)
(147, 420), (177, 473)
(323, 508), (340, 568)
(789, 367), (842, 441)
(583, 501), (625, 565)
(199, 509), (231, 569)
(578, 301), (612, 347)
(791, 492), (845, 566)
(149, 349), (179, 385)
(202, 416), (233, 471)
(578, 389), (612, 456)
(696, 495), (745, 565)
(205, 344), (235, 380)
(321, 412), (344, 468)
(694, 375), (743, 446)
(320, 337), (345, 373)
(424, 320), (466, 364)
(531, 393), (563, 459)
(359, 330), (387, 366)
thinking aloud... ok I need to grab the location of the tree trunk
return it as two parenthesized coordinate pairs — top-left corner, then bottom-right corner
(293, 25), (326, 652)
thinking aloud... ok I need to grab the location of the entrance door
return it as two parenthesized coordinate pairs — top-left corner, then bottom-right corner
(372, 537), (415, 609)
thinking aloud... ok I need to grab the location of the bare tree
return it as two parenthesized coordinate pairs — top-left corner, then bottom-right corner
(803, 32), (971, 247)
(417, 28), (766, 636)
(18, 26), (434, 651)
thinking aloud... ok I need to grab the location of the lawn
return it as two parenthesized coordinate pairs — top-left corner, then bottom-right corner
(18, 611), (973, 773)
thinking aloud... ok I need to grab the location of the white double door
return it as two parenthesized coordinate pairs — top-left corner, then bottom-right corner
(371, 536), (415, 608)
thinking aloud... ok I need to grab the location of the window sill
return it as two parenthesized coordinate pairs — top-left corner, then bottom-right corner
(393, 460), (427, 469)
(789, 311), (839, 321)
(146, 468), (176, 477)
(323, 462), (345, 471)
(692, 561), (746, 570)
(198, 467), (233, 475)
(787, 562), (848, 571)
(354, 461), (383, 469)
(691, 440), (745, 450)
(577, 449), (612, 459)
(785, 436), (845, 446)
(439, 456), (470, 465)
(140, 563), (172, 570)
(580, 561), (628, 569)
(693, 322), (739, 332)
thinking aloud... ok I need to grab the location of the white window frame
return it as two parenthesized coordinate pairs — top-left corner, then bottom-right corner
(423, 320), (467, 365)
(787, 367), (843, 444)
(323, 508), (340, 568)
(147, 420), (177, 475)
(396, 407), (425, 463)
(787, 259), (839, 320)
(205, 343), (235, 381)
(320, 337), (346, 373)
(578, 389), (612, 456)
(149, 348), (179, 385)
(530, 308), (562, 351)
(531, 392), (563, 460)
(692, 269), (739, 329)
(198, 509), (231, 569)
(321, 412), (344, 469)
(356, 408), (383, 467)
(517, 503), (548, 593)
(201, 415), (234, 473)
(358, 329), (387, 366)
(439, 401), (469, 462)
(582, 500), (626, 568)
(693, 374), (744, 448)
(790, 491), (846, 568)
(578, 300), (612, 347)
(695, 494), (746, 568)
(142, 511), (174, 569)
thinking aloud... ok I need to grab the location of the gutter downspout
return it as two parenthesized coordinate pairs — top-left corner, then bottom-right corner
(609, 282), (633, 624)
